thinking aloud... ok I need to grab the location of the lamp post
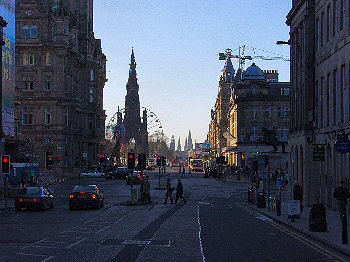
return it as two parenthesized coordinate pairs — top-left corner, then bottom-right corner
(0, 16), (7, 207)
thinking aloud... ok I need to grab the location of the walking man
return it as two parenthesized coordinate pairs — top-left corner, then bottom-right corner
(164, 178), (174, 204)
(175, 179), (187, 204)
(293, 181), (303, 213)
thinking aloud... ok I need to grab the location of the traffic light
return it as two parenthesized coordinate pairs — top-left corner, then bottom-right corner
(46, 152), (54, 170)
(161, 156), (166, 167)
(127, 152), (136, 170)
(142, 154), (147, 170)
(264, 155), (269, 167)
(156, 155), (162, 167)
(2, 155), (10, 174)
(137, 153), (147, 171)
(56, 156), (61, 162)
(99, 153), (105, 163)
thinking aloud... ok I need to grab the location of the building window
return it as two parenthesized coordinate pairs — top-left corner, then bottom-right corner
(333, 0), (339, 36)
(316, 17), (320, 49)
(21, 25), (38, 39)
(90, 69), (95, 81)
(23, 52), (35, 65)
(64, 108), (69, 127)
(89, 88), (94, 102)
(45, 137), (53, 144)
(252, 108), (258, 118)
(22, 107), (34, 125)
(333, 68), (338, 125)
(281, 88), (290, 96)
(89, 119), (93, 130)
(326, 5), (331, 41)
(24, 81), (33, 91)
(64, 151), (68, 167)
(327, 73), (331, 126)
(283, 107), (290, 118)
(45, 79), (51, 91)
(278, 106), (283, 118)
(340, 64), (345, 123)
(251, 127), (258, 142)
(340, 0), (345, 30)
(45, 52), (52, 65)
(321, 12), (325, 46)
(45, 107), (51, 125)
(320, 77), (324, 127)
(265, 107), (272, 118)
(282, 128), (289, 142)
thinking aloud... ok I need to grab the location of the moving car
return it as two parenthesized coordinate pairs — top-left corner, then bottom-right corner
(15, 186), (54, 211)
(126, 171), (145, 185)
(80, 169), (105, 178)
(105, 166), (128, 180)
(69, 185), (104, 210)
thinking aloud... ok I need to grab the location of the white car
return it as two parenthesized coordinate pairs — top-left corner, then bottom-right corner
(80, 170), (105, 178)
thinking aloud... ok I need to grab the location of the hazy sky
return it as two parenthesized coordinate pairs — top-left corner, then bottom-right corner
(94, 1), (291, 147)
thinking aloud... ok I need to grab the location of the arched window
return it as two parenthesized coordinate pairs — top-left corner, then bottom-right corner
(21, 25), (30, 38)
(284, 107), (290, 118)
(30, 25), (38, 38)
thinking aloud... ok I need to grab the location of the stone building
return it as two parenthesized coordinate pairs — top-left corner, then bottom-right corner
(287, 0), (350, 206)
(15, 0), (107, 177)
(226, 64), (290, 169)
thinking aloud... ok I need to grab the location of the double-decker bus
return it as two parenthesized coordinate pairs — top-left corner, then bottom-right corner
(188, 157), (204, 172)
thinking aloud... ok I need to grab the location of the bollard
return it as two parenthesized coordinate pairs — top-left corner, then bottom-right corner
(248, 187), (251, 204)
(342, 213), (348, 244)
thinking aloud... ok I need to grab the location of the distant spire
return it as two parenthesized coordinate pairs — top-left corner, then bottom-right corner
(177, 137), (181, 151)
(187, 130), (193, 151)
(129, 47), (137, 79)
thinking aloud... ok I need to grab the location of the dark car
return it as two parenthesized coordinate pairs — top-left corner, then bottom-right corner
(126, 171), (145, 185)
(15, 186), (54, 211)
(69, 185), (104, 210)
(105, 166), (128, 180)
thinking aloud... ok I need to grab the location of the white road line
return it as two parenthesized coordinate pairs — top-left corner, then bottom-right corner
(198, 202), (210, 205)
(42, 240), (66, 244)
(95, 226), (110, 233)
(114, 211), (136, 224)
(197, 204), (206, 262)
(61, 227), (76, 234)
(31, 245), (58, 249)
(16, 253), (46, 257)
(85, 217), (97, 224)
(20, 238), (46, 250)
(40, 256), (54, 262)
(66, 237), (87, 249)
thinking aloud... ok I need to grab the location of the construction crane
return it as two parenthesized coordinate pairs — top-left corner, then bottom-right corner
(218, 45), (290, 70)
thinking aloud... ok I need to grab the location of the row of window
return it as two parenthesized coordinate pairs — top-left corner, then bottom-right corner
(239, 128), (289, 142)
(316, 0), (348, 49)
(23, 52), (52, 66)
(242, 107), (290, 119)
(316, 62), (350, 127)
(20, 24), (70, 40)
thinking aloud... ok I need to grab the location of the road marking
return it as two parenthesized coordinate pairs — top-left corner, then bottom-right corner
(256, 215), (273, 222)
(238, 204), (348, 261)
(113, 211), (136, 224)
(66, 237), (87, 249)
(198, 202), (210, 205)
(40, 256), (54, 262)
(31, 245), (58, 249)
(123, 240), (151, 245)
(85, 217), (97, 223)
(95, 226), (110, 233)
(197, 204), (206, 262)
(20, 238), (46, 250)
(16, 253), (46, 257)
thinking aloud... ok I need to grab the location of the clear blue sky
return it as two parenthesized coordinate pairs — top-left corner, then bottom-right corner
(94, 1), (291, 147)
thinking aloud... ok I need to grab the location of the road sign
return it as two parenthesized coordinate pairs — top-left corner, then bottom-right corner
(313, 146), (325, 161)
(335, 136), (350, 154)
(288, 200), (301, 216)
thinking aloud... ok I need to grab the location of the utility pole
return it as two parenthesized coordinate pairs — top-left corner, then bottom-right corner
(0, 16), (7, 207)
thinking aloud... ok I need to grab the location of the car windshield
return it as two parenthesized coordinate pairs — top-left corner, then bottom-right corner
(21, 187), (42, 196)
(73, 185), (96, 193)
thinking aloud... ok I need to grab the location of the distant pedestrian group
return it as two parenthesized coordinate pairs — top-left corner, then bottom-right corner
(164, 178), (187, 204)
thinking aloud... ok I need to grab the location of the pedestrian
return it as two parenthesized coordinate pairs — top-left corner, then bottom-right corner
(179, 163), (182, 174)
(143, 175), (151, 204)
(182, 166), (186, 178)
(293, 181), (303, 212)
(164, 178), (174, 204)
(333, 180), (350, 219)
(175, 179), (187, 204)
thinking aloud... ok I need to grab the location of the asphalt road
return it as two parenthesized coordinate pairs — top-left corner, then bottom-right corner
(0, 169), (349, 262)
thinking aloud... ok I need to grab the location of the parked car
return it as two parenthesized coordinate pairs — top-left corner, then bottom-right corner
(80, 169), (105, 178)
(69, 185), (104, 210)
(15, 186), (54, 211)
(126, 171), (145, 185)
(105, 166), (128, 180)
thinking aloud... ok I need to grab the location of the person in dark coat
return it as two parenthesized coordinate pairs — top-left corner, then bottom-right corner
(164, 178), (174, 204)
(293, 181), (303, 212)
(175, 179), (187, 204)
(333, 180), (350, 218)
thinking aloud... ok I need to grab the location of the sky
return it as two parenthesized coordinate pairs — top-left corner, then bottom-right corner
(94, 1), (292, 147)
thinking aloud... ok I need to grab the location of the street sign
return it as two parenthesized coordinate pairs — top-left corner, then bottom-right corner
(288, 200), (301, 216)
(335, 136), (350, 154)
(313, 146), (325, 161)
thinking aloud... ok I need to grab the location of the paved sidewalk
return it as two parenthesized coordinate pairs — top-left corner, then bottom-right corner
(247, 200), (350, 256)
(0, 197), (14, 213)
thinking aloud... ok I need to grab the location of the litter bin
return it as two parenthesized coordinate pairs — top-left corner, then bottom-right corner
(256, 192), (266, 208)
(309, 203), (327, 232)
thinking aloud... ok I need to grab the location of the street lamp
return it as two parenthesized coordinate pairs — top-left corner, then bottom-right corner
(0, 16), (7, 207)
